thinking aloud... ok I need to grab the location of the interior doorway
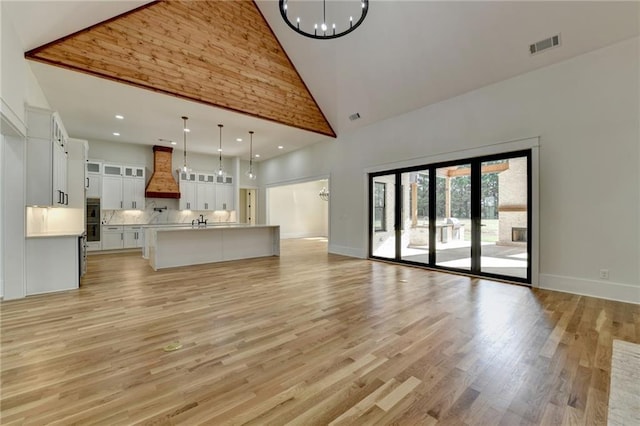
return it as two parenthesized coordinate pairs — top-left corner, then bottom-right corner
(267, 179), (329, 241)
(239, 188), (257, 225)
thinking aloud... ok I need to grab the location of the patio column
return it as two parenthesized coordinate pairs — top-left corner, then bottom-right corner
(445, 175), (451, 218)
(411, 182), (417, 227)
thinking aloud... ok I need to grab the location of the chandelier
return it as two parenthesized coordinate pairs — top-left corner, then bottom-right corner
(279, 0), (369, 40)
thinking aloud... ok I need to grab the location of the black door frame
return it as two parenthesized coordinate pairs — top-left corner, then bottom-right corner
(368, 149), (532, 285)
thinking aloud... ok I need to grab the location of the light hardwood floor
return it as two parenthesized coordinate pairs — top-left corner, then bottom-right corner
(1, 239), (638, 425)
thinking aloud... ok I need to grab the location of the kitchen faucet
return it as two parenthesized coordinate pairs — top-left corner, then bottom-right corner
(191, 214), (207, 226)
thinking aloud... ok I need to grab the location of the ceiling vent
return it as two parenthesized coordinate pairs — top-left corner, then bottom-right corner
(530, 34), (560, 55)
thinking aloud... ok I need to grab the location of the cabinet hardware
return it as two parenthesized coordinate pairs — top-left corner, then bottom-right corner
(64, 193), (68, 205)
(86, 177), (89, 188)
(120, 201), (123, 209)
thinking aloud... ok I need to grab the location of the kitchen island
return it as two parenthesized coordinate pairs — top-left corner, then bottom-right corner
(146, 224), (280, 270)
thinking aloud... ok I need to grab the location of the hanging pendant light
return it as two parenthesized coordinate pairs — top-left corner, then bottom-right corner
(181, 116), (191, 175)
(246, 131), (257, 180)
(217, 124), (226, 178)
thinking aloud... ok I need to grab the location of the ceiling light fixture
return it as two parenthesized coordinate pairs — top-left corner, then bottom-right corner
(236, 138), (243, 142)
(217, 124), (226, 177)
(181, 116), (191, 174)
(280, 0), (368, 40)
(113, 132), (120, 136)
(255, 154), (260, 158)
(115, 114), (124, 120)
(278, 145), (284, 150)
(246, 131), (257, 181)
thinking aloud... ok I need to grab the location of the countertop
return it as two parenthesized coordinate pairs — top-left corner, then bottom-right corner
(27, 230), (85, 238)
(149, 224), (276, 233)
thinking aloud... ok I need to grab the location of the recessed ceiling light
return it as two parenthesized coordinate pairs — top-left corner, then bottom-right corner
(255, 154), (260, 158)
(278, 145), (284, 149)
(217, 148), (222, 152)
(113, 132), (120, 136)
(115, 114), (124, 120)
(171, 141), (177, 145)
(184, 128), (190, 133)
(236, 138), (242, 142)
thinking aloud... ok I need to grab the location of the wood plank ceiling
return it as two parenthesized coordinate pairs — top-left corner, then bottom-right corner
(25, 0), (335, 137)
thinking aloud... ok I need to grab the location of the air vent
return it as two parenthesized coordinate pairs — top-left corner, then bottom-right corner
(529, 34), (560, 55)
(349, 112), (361, 121)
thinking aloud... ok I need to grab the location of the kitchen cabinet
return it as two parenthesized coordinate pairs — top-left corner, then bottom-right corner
(26, 235), (80, 295)
(102, 225), (124, 250)
(178, 171), (197, 210)
(122, 178), (145, 209)
(85, 160), (102, 198)
(102, 176), (124, 210)
(196, 173), (216, 210)
(101, 163), (145, 210)
(124, 225), (143, 248)
(179, 171), (234, 211)
(215, 181), (234, 211)
(26, 107), (69, 207)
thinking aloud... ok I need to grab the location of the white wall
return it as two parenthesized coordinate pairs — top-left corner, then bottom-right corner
(1, 2), (27, 133)
(268, 180), (328, 239)
(259, 37), (640, 303)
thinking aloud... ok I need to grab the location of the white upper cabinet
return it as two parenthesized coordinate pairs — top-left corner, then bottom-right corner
(86, 160), (102, 198)
(178, 171), (197, 210)
(101, 163), (145, 210)
(26, 107), (69, 207)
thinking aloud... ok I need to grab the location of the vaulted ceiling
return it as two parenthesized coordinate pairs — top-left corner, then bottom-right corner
(25, 0), (335, 137)
(4, 1), (639, 161)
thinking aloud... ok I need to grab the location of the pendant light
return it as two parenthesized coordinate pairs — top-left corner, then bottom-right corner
(181, 116), (191, 175)
(246, 131), (257, 180)
(217, 124), (226, 178)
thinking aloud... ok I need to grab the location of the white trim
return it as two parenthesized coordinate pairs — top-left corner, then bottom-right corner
(281, 232), (327, 239)
(539, 274), (640, 304)
(329, 243), (366, 259)
(364, 136), (540, 175)
(0, 99), (26, 138)
(265, 174), (331, 246)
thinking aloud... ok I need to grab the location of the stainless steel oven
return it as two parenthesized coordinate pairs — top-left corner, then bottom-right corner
(86, 198), (100, 243)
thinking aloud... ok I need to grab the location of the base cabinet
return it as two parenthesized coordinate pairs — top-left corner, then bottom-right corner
(102, 226), (124, 250)
(124, 226), (143, 248)
(102, 225), (142, 250)
(26, 236), (79, 295)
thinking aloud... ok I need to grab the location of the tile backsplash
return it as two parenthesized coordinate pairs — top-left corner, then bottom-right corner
(101, 199), (236, 225)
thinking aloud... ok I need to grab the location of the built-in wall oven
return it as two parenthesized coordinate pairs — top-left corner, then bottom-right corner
(86, 198), (101, 250)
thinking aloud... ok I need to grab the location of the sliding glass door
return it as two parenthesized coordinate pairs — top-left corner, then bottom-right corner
(369, 150), (531, 284)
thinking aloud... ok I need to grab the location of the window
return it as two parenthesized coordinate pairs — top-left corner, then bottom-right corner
(374, 182), (386, 231)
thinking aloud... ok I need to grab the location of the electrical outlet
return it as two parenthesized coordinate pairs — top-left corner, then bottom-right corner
(599, 269), (609, 280)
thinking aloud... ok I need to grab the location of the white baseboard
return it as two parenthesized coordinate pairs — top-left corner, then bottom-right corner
(539, 274), (640, 304)
(328, 244), (366, 259)
(281, 232), (327, 239)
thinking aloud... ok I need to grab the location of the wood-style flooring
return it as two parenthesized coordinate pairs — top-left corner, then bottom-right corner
(1, 238), (638, 425)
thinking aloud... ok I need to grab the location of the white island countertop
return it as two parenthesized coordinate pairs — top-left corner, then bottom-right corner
(146, 224), (280, 270)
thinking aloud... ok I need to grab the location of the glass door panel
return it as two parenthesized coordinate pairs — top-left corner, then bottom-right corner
(371, 174), (396, 259)
(480, 157), (528, 279)
(435, 164), (471, 270)
(401, 170), (430, 263)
